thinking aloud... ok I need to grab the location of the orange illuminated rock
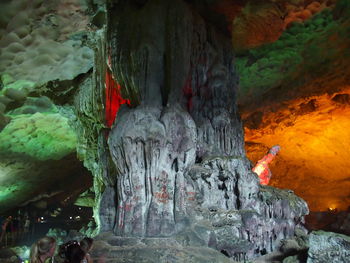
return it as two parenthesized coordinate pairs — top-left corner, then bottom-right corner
(252, 145), (281, 185)
(232, 2), (285, 50)
(245, 88), (350, 211)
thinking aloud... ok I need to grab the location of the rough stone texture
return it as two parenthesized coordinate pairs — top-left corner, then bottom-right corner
(306, 210), (350, 236)
(0, 112), (76, 160)
(1, 3), (349, 263)
(0, 0), (346, 228)
(99, 186), (117, 233)
(74, 188), (95, 207)
(0, 0), (93, 86)
(0, 0), (99, 213)
(244, 89), (350, 212)
(241, 1), (350, 212)
(91, 232), (237, 263)
(188, 157), (257, 211)
(231, 0), (333, 50)
(108, 105), (197, 237)
(0, 153), (92, 213)
(331, 211), (350, 235)
(72, 0), (311, 261)
(105, 0), (249, 240)
(74, 28), (115, 235)
(307, 231), (350, 263)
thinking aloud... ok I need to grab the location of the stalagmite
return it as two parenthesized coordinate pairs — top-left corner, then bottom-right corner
(75, 0), (309, 261)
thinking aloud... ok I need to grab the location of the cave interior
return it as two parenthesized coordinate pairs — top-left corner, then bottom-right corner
(0, 0), (349, 262)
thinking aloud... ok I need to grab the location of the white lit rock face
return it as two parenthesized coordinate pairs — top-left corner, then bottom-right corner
(307, 231), (350, 263)
(76, 0), (309, 261)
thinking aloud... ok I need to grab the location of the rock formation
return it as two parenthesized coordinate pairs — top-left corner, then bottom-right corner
(75, 0), (309, 261)
(307, 231), (350, 263)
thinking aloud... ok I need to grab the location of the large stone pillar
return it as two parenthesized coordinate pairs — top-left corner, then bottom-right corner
(106, 0), (247, 237)
(75, 0), (309, 260)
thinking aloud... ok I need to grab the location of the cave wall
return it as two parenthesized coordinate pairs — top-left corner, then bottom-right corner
(240, 0), (350, 211)
(0, 0), (96, 212)
(0, 0), (343, 221)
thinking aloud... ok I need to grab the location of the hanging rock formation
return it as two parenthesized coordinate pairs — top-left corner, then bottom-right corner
(75, 0), (309, 261)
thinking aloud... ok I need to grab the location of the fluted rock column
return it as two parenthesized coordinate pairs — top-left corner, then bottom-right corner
(108, 106), (197, 236)
(74, 0), (309, 261)
(105, 0), (246, 237)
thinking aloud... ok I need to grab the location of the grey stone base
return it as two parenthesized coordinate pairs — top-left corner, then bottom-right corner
(91, 232), (238, 263)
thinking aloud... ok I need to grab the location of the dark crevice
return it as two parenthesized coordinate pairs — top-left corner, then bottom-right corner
(220, 250), (230, 258)
(233, 172), (241, 209)
(30, 69), (93, 105)
(195, 156), (203, 163)
(172, 158), (179, 173)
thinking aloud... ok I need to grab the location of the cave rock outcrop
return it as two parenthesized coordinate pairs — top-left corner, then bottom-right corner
(75, 0), (309, 261)
(307, 231), (350, 263)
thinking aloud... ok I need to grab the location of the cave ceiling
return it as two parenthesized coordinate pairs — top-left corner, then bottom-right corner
(0, 0), (349, 213)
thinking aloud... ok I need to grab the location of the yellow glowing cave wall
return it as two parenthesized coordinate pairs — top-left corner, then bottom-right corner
(245, 88), (350, 211)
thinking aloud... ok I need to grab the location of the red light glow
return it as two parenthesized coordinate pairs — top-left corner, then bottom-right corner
(105, 70), (130, 128)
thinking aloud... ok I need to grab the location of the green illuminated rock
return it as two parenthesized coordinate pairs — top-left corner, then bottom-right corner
(0, 76), (35, 100)
(235, 4), (350, 108)
(2, 79), (35, 93)
(0, 112), (77, 160)
(0, 184), (23, 200)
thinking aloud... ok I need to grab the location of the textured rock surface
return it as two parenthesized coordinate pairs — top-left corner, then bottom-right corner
(307, 231), (350, 263)
(0, 98), (85, 211)
(0, 0), (346, 227)
(0, 0), (97, 212)
(4, 0), (348, 262)
(189, 0), (333, 50)
(241, 0), (350, 212)
(0, 112), (76, 160)
(91, 232), (237, 263)
(72, 0), (310, 261)
(0, 0), (93, 85)
(108, 105), (197, 237)
(244, 89), (350, 211)
(102, 0), (246, 239)
(0, 153), (92, 213)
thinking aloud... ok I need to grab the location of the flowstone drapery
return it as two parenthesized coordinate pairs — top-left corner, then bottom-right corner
(75, 0), (309, 261)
